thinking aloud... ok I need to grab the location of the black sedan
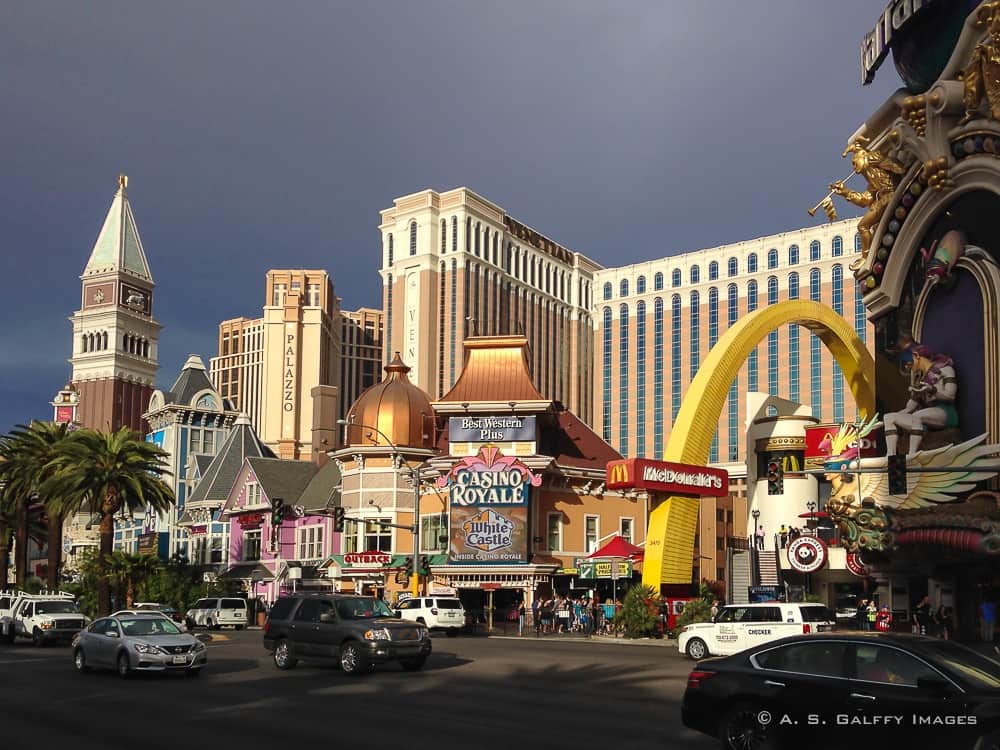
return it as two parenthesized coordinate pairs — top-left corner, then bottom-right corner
(681, 632), (1000, 750)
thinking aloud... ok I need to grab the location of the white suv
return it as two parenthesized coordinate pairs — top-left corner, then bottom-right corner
(394, 597), (465, 636)
(185, 597), (248, 630)
(678, 602), (836, 660)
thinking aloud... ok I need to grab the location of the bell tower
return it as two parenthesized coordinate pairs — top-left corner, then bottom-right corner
(69, 175), (161, 432)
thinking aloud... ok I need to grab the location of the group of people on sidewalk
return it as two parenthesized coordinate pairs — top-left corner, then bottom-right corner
(856, 596), (954, 638)
(525, 596), (618, 637)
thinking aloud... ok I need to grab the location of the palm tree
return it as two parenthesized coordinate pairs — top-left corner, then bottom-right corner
(41, 427), (173, 616)
(0, 486), (15, 588)
(0, 422), (72, 588)
(107, 551), (162, 608)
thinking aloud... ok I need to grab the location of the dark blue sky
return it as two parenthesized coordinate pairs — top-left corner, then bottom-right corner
(0, 1), (900, 432)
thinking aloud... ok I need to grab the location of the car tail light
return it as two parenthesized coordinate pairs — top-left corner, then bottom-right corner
(802, 624), (812, 634)
(687, 670), (716, 690)
(263, 621), (270, 635)
(431, 608), (438, 615)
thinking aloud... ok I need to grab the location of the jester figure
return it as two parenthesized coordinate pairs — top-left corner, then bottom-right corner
(828, 138), (905, 269)
(884, 344), (958, 456)
(959, 2), (1000, 126)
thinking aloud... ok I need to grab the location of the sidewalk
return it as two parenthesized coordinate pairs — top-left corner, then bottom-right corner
(488, 633), (679, 648)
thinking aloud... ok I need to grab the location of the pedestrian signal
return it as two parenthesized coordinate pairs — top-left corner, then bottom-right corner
(271, 497), (285, 527)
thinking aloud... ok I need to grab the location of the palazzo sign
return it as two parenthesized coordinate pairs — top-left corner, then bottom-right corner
(449, 416), (537, 443)
(283, 328), (296, 413)
(439, 446), (538, 564)
(605, 458), (728, 497)
(861, 0), (940, 84)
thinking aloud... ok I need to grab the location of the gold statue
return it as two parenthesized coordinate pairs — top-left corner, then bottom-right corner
(959, 2), (1000, 126)
(827, 137), (905, 270)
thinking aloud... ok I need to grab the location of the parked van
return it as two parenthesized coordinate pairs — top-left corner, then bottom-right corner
(678, 601), (835, 659)
(185, 597), (248, 630)
(393, 596), (465, 636)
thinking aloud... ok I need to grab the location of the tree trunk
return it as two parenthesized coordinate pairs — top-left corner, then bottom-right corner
(46, 512), (63, 591)
(14, 497), (27, 588)
(126, 578), (135, 608)
(97, 495), (119, 616)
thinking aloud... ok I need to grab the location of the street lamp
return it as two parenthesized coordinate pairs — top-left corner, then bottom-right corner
(336, 418), (436, 599)
(751, 508), (761, 587)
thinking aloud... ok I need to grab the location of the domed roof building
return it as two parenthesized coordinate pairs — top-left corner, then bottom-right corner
(342, 353), (434, 449)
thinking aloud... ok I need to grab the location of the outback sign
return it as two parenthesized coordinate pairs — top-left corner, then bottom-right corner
(605, 458), (728, 497)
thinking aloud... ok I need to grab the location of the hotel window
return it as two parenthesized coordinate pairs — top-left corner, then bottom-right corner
(440, 220), (446, 253)
(296, 525), (324, 561)
(708, 287), (719, 349)
(767, 249), (778, 269)
(620, 279), (629, 297)
(832, 236), (843, 257)
(671, 295), (682, 420)
(637, 275), (646, 294)
(585, 516), (599, 553)
(307, 284), (320, 307)
(788, 244), (799, 265)
(727, 283), (738, 327)
(810, 269), (822, 419)
(810, 240), (821, 261)
(475, 222), (481, 256)
(203, 429), (215, 455)
(748, 253), (757, 274)
(690, 265), (700, 284)
(747, 281), (758, 392)
(832, 264), (844, 422)
(387, 235), (393, 266)
(619, 303), (629, 455)
(465, 218), (471, 253)
(603, 282), (612, 300)
(855, 288), (867, 344)
(420, 513), (448, 553)
(672, 269), (681, 288)
(727, 257), (738, 277)
(636, 301), (646, 457)
(409, 221), (417, 256)
(492, 233), (498, 266)
(450, 260), (457, 385)
(653, 298), (664, 456)
(547, 513), (562, 551)
(767, 277), (778, 395)
(854, 233), (862, 253)
(602, 307), (612, 441)
(272, 283), (287, 307)
(708, 261), (718, 281)
(620, 518), (634, 544)
(654, 272), (664, 291)
(364, 519), (392, 552)
(451, 216), (458, 252)
(728, 381), (739, 461)
(789, 273), (800, 403)
(385, 274), (393, 361)
(689, 291), (700, 378)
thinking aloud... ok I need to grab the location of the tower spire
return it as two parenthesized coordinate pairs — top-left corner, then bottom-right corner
(82, 174), (152, 281)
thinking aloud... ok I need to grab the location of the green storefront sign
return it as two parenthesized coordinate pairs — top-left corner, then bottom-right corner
(575, 558), (633, 580)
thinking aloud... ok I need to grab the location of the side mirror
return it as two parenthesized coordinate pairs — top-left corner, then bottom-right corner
(319, 613), (335, 623)
(105, 631), (119, 638)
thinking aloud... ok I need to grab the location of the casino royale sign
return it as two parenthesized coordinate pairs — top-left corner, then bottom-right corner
(437, 446), (542, 506)
(605, 458), (728, 497)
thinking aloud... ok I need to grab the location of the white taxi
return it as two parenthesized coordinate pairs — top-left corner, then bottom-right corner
(678, 602), (835, 660)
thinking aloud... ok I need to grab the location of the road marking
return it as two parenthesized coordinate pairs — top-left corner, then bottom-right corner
(0, 657), (55, 665)
(203, 697), (285, 713)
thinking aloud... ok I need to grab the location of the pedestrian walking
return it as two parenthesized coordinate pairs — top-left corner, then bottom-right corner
(867, 600), (877, 631)
(914, 596), (931, 636)
(532, 597), (540, 636)
(857, 599), (869, 631)
(779, 525), (788, 549)
(876, 606), (892, 632)
(756, 525), (766, 550)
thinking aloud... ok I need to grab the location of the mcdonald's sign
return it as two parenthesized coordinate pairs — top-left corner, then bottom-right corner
(605, 458), (728, 497)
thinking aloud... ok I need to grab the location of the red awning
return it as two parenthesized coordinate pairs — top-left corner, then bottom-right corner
(587, 535), (644, 560)
(896, 528), (987, 553)
(798, 512), (830, 518)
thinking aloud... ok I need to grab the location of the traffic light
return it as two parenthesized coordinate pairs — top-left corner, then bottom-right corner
(333, 507), (346, 533)
(766, 459), (783, 495)
(271, 497), (285, 527)
(888, 454), (907, 495)
(419, 555), (430, 576)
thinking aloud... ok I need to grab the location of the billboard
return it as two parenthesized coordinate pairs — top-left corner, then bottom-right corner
(803, 424), (882, 469)
(449, 416), (537, 443)
(605, 458), (728, 497)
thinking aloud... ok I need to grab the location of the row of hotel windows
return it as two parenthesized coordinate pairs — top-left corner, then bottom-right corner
(271, 282), (322, 308)
(386, 219), (589, 307)
(602, 266), (865, 459)
(602, 234), (862, 300)
(81, 332), (151, 357)
(546, 514), (634, 552)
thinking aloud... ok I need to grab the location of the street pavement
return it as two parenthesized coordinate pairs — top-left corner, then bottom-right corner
(0, 630), (713, 750)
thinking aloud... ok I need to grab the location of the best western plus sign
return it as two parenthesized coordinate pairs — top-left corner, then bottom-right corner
(605, 458), (728, 497)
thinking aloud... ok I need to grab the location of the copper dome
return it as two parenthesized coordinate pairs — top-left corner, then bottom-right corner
(343, 353), (434, 449)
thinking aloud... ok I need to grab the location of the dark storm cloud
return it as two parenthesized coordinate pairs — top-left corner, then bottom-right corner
(0, 1), (900, 431)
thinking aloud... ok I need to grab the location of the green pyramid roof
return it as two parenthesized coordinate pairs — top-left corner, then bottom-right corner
(83, 175), (152, 281)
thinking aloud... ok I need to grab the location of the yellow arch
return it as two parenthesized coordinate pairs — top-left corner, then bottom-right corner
(642, 299), (876, 587)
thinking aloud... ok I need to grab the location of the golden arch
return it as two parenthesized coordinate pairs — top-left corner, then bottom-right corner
(642, 299), (876, 587)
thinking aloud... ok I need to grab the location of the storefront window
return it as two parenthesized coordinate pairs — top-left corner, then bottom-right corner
(243, 529), (261, 561)
(420, 513), (447, 552)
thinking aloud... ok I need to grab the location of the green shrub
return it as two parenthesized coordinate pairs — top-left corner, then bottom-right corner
(613, 584), (659, 638)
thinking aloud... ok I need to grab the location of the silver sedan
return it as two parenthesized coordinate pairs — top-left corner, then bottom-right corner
(72, 613), (207, 678)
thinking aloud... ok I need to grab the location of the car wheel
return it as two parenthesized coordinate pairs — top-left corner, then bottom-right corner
(401, 655), (426, 671)
(685, 637), (708, 660)
(720, 702), (770, 750)
(74, 648), (90, 673)
(446, 629), (458, 638)
(339, 642), (368, 676)
(273, 639), (298, 670)
(31, 628), (45, 648)
(116, 652), (132, 679)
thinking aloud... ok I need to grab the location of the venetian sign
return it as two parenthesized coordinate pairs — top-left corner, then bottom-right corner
(804, 424), (881, 467)
(786, 536), (828, 574)
(605, 458), (727, 497)
(343, 551), (392, 567)
(437, 446), (541, 506)
(449, 416), (537, 443)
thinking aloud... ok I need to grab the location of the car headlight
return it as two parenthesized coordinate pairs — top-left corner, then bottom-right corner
(133, 642), (162, 655)
(194, 641), (207, 652)
(38, 619), (55, 630)
(363, 628), (391, 641)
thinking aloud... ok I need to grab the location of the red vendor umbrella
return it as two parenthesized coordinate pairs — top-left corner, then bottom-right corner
(587, 535), (644, 560)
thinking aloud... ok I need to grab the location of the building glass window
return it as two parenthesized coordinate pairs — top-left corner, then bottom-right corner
(690, 265), (700, 284)
(654, 272), (664, 291)
(296, 525), (324, 560)
(450, 260), (457, 385)
(789, 274), (800, 404)
(451, 217), (458, 252)
(810, 240), (821, 261)
(602, 307), (612, 441)
(855, 288), (867, 344)
(385, 274), (392, 362)
(748, 253), (758, 274)
(619, 303), (629, 455)
(671, 295), (682, 420)
(386, 236), (393, 266)
(440, 220), (446, 254)
(603, 282), (612, 300)
(708, 261), (718, 281)
(810, 268), (822, 419)
(708, 287), (719, 350)
(672, 269), (681, 288)
(728, 381), (739, 461)
(307, 284), (320, 307)
(653, 298), (664, 456)
(747, 280), (758, 392)
(420, 513), (448, 552)
(620, 518), (634, 544)
(364, 519), (392, 552)
(636, 301), (646, 457)
(788, 244), (799, 265)
(767, 276), (778, 395)
(243, 529), (261, 562)
(728, 257), (738, 277)
(585, 516), (599, 553)
(620, 279), (629, 298)
(637, 275), (646, 294)
(832, 264), (844, 422)
(855, 233), (862, 254)
(547, 513), (562, 551)
(474, 222), (481, 256)
(767, 248), (778, 269)
(832, 236), (843, 257)
(272, 283), (287, 307)
(689, 291), (700, 378)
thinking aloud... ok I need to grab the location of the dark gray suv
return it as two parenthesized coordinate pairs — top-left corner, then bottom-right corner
(263, 594), (432, 675)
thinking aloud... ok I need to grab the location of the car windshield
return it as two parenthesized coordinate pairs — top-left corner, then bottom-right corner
(923, 641), (1000, 690)
(119, 617), (182, 636)
(35, 601), (79, 615)
(334, 597), (394, 620)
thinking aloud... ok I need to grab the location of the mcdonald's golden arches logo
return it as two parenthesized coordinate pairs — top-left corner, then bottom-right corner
(606, 460), (633, 489)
